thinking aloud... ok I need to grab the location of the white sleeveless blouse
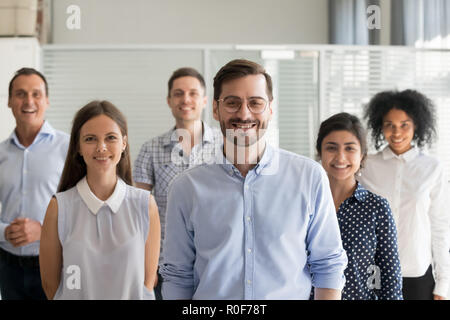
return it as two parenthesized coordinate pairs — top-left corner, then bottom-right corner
(53, 177), (155, 300)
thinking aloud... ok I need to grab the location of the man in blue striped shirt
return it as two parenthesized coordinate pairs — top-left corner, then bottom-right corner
(160, 59), (347, 300)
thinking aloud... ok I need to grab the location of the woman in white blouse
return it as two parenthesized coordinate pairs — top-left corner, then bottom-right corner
(359, 89), (450, 300)
(39, 100), (160, 299)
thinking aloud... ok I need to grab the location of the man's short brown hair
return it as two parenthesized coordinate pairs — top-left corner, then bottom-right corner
(213, 59), (273, 101)
(167, 67), (206, 97)
(9, 67), (48, 98)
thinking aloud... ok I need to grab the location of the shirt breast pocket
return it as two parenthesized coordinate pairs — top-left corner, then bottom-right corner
(154, 163), (184, 196)
(408, 180), (432, 216)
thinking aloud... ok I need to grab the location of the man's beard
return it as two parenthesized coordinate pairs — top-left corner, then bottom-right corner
(220, 118), (269, 147)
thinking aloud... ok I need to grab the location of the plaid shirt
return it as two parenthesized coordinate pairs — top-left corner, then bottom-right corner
(133, 121), (223, 261)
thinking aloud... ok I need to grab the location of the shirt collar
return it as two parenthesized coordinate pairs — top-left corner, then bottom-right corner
(352, 181), (369, 203)
(162, 127), (176, 147)
(37, 120), (55, 136)
(202, 122), (215, 144)
(162, 121), (214, 147)
(76, 176), (126, 215)
(9, 121), (55, 148)
(381, 145), (419, 162)
(255, 143), (274, 175)
(220, 142), (274, 176)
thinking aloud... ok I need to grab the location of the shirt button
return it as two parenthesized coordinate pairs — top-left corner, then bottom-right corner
(247, 248), (252, 253)
(247, 280), (252, 285)
(246, 217), (251, 222)
(244, 185), (249, 190)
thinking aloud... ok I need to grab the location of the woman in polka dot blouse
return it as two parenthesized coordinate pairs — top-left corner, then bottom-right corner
(316, 112), (403, 300)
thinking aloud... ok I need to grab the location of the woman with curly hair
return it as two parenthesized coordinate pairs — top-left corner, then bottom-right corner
(359, 89), (450, 300)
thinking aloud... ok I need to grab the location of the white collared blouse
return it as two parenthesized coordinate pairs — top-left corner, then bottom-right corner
(358, 146), (450, 297)
(53, 177), (154, 300)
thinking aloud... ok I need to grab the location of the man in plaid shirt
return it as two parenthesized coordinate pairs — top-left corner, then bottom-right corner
(133, 67), (222, 300)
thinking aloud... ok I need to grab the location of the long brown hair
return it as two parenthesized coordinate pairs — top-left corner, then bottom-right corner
(58, 100), (132, 192)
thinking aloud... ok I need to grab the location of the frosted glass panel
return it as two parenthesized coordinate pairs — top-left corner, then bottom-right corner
(43, 48), (203, 163)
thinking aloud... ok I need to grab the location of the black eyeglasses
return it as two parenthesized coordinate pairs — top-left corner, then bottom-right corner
(217, 96), (269, 114)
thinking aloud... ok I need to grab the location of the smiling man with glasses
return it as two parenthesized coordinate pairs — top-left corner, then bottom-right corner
(160, 59), (348, 300)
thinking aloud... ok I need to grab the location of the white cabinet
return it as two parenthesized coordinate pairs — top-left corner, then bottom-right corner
(0, 37), (41, 141)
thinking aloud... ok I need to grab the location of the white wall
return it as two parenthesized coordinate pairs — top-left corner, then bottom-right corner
(0, 38), (41, 142)
(379, 0), (391, 45)
(52, 0), (329, 44)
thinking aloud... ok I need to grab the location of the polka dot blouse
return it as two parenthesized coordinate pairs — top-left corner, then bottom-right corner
(337, 182), (403, 300)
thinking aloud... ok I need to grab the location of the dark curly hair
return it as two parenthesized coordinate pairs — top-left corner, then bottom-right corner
(363, 89), (436, 150)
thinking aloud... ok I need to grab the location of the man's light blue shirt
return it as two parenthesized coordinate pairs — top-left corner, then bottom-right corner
(160, 144), (347, 300)
(0, 121), (69, 256)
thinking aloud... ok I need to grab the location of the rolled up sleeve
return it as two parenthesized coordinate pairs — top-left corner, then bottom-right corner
(160, 175), (196, 300)
(0, 222), (8, 242)
(307, 169), (347, 290)
(429, 165), (450, 298)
